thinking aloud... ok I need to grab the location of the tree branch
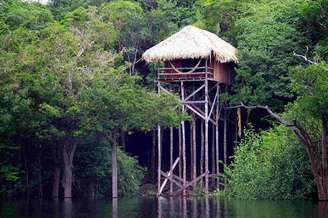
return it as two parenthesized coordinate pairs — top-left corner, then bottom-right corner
(293, 46), (317, 65)
(225, 102), (320, 177)
(225, 102), (293, 126)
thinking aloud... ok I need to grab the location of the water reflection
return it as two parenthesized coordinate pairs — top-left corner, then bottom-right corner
(1, 197), (328, 218)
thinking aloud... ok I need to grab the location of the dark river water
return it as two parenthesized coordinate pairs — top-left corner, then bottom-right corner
(1, 197), (328, 218)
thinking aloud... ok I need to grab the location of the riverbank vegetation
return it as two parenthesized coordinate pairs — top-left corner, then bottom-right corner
(224, 126), (314, 200)
(0, 0), (327, 200)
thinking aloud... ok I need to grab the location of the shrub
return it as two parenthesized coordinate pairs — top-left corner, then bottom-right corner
(224, 125), (314, 200)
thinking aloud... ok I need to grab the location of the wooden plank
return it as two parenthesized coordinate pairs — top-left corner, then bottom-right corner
(183, 100), (206, 104)
(158, 66), (214, 70)
(208, 91), (218, 120)
(158, 158), (180, 195)
(160, 171), (183, 188)
(158, 72), (214, 76)
(185, 104), (206, 121)
(172, 172), (208, 196)
(184, 84), (205, 101)
(159, 85), (175, 97)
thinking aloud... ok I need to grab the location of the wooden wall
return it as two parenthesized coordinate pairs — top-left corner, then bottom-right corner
(211, 60), (233, 85)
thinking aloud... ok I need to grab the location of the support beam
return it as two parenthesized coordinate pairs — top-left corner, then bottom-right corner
(200, 120), (204, 188)
(215, 85), (220, 188)
(208, 90), (218, 120)
(204, 61), (209, 194)
(224, 109), (227, 172)
(190, 121), (193, 181)
(181, 81), (186, 196)
(211, 124), (215, 187)
(179, 126), (182, 178)
(157, 81), (162, 196)
(170, 127), (173, 194)
(160, 171), (183, 188)
(192, 117), (196, 188)
(184, 84), (205, 101)
(158, 158), (180, 195)
(172, 171), (208, 196)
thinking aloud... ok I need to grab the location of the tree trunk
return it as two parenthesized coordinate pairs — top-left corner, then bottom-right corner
(38, 144), (43, 198)
(52, 143), (61, 198)
(317, 118), (328, 201)
(62, 138), (77, 198)
(52, 166), (61, 198)
(109, 131), (120, 198)
(225, 103), (328, 200)
(87, 179), (96, 199)
(63, 162), (73, 198)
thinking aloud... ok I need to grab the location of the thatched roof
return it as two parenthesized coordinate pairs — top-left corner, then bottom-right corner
(142, 25), (238, 63)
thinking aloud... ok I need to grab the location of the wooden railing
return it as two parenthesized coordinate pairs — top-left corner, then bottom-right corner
(157, 67), (214, 81)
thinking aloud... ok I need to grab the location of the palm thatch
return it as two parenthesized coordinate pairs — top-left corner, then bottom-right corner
(142, 25), (238, 63)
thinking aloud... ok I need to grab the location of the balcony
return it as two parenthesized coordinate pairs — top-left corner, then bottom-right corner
(157, 66), (214, 82)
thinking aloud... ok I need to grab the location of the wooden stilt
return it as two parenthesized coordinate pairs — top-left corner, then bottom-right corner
(157, 81), (162, 196)
(112, 197), (118, 218)
(223, 109), (227, 170)
(215, 85), (220, 188)
(170, 127), (173, 193)
(181, 81), (186, 196)
(182, 197), (187, 218)
(179, 125), (182, 178)
(200, 120), (204, 187)
(204, 60), (209, 194)
(190, 120), (193, 181)
(192, 117), (196, 188)
(211, 123), (215, 187)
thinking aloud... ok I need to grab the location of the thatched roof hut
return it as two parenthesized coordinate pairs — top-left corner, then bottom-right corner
(142, 25), (238, 63)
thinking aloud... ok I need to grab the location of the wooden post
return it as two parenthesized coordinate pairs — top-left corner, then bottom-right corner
(182, 196), (187, 218)
(157, 125), (161, 195)
(215, 85), (220, 187)
(179, 125), (182, 178)
(112, 198), (118, 218)
(181, 81), (186, 196)
(200, 119), (204, 187)
(211, 124), (215, 187)
(170, 127), (173, 194)
(224, 109), (227, 170)
(192, 117), (196, 187)
(190, 121), (193, 181)
(157, 81), (162, 196)
(204, 60), (209, 194)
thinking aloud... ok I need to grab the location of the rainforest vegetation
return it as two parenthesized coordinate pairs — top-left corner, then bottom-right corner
(0, 0), (327, 200)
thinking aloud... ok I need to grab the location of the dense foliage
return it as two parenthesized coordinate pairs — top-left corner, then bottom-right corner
(0, 0), (327, 200)
(0, 0), (184, 198)
(224, 126), (314, 200)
